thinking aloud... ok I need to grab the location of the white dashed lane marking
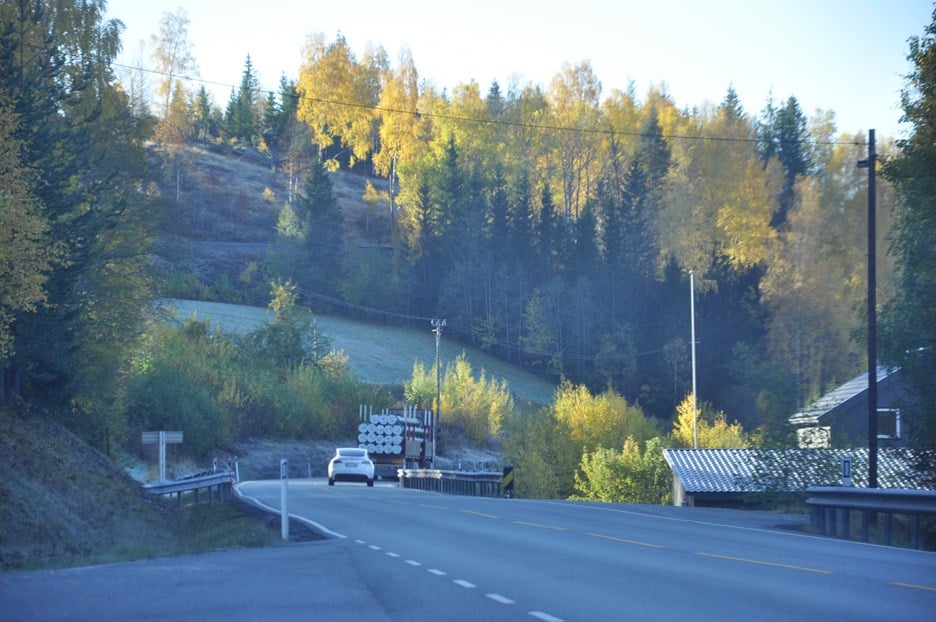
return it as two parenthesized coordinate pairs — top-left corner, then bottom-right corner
(359, 536), (563, 622)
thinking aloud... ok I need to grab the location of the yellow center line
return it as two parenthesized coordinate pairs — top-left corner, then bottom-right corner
(696, 551), (831, 574)
(460, 509), (499, 519)
(586, 532), (664, 548)
(892, 581), (936, 592)
(419, 503), (449, 510)
(514, 521), (566, 531)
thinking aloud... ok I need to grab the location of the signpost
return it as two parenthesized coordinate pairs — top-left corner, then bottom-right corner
(142, 431), (183, 483)
(842, 455), (853, 487)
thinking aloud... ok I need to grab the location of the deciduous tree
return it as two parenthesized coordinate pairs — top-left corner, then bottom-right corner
(150, 8), (197, 121)
(0, 104), (55, 369)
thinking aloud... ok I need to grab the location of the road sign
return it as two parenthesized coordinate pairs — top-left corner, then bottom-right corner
(142, 431), (184, 483)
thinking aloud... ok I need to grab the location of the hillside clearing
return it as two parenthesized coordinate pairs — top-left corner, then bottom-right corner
(161, 299), (557, 405)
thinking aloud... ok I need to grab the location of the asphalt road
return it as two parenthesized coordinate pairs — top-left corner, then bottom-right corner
(3, 479), (934, 621)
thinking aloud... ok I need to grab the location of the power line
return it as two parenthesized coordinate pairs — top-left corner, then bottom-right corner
(112, 62), (863, 148)
(172, 242), (689, 362)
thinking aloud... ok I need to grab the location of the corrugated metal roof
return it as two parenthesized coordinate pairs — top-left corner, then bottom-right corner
(789, 366), (898, 426)
(663, 448), (935, 493)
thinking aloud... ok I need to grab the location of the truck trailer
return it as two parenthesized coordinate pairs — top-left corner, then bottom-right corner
(357, 405), (435, 480)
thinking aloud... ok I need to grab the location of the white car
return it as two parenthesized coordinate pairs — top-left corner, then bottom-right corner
(328, 447), (375, 486)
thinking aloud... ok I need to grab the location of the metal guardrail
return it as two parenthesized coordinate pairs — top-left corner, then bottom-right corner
(399, 469), (505, 498)
(806, 487), (936, 549)
(143, 471), (236, 507)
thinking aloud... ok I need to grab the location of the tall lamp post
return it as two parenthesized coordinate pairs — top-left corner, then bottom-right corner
(858, 129), (878, 488)
(690, 270), (698, 449)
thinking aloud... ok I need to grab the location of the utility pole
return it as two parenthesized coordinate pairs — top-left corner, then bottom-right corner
(431, 319), (446, 433)
(858, 129), (878, 488)
(690, 270), (698, 449)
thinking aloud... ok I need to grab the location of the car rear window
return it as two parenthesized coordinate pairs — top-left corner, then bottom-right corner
(339, 448), (366, 458)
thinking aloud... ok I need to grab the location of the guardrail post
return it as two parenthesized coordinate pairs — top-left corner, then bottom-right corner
(912, 515), (921, 549)
(885, 513), (892, 546)
(861, 511), (870, 543)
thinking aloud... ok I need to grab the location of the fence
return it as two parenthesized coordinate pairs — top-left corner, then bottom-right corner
(399, 468), (505, 498)
(806, 486), (936, 549)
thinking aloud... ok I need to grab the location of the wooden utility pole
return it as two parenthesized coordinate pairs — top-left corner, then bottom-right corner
(431, 318), (446, 435)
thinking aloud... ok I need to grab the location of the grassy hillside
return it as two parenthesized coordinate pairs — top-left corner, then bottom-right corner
(163, 298), (557, 405)
(0, 408), (290, 571)
(153, 145), (559, 405)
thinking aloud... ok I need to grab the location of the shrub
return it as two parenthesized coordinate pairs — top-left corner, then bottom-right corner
(573, 437), (672, 505)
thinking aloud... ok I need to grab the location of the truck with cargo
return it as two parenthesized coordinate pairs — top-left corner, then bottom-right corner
(357, 405), (435, 480)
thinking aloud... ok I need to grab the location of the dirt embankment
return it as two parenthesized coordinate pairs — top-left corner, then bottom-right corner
(0, 410), (176, 570)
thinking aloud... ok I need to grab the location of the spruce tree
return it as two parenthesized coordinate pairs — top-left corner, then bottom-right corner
(297, 161), (345, 295)
(881, 7), (936, 451)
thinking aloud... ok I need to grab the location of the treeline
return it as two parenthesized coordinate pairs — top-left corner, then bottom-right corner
(2, 1), (934, 480)
(156, 26), (898, 430)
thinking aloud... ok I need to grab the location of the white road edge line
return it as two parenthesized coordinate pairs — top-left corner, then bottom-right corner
(529, 612), (564, 622)
(405, 560), (422, 566)
(453, 579), (476, 588)
(486, 593), (515, 605)
(427, 569), (447, 576)
(233, 487), (346, 539)
(386, 552), (400, 558)
(369, 545), (381, 551)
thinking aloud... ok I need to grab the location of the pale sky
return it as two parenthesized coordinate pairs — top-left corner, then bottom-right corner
(105, 0), (933, 140)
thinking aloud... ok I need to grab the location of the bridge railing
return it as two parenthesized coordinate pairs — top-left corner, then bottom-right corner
(399, 468), (504, 498)
(805, 486), (936, 549)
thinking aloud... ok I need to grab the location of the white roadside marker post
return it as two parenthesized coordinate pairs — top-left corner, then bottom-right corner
(280, 458), (289, 541)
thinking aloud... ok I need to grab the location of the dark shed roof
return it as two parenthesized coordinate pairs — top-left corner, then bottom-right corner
(789, 366), (899, 427)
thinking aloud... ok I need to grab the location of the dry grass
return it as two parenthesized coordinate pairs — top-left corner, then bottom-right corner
(0, 408), (288, 571)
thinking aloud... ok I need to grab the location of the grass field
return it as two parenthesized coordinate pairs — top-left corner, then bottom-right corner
(162, 299), (557, 405)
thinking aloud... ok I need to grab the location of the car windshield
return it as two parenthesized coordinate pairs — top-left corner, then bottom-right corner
(338, 448), (366, 458)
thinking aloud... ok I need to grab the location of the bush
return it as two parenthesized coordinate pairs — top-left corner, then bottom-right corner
(122, 301), (369, 455)
(405, 353), (515, 445)
(573, 438), (672, 505)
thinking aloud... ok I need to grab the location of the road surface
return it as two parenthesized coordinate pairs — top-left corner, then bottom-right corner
(2, 479), (934, 621)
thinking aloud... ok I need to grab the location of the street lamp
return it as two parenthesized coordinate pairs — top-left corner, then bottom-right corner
(858, 129), (878, 488)
(690, 270), (698, 449)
